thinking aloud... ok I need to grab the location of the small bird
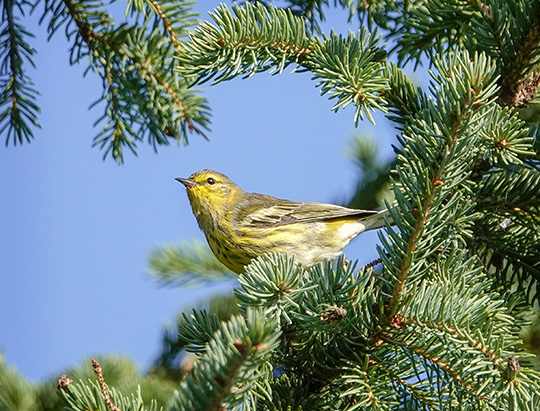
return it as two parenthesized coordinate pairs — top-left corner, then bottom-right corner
(176, 169), (388, 274)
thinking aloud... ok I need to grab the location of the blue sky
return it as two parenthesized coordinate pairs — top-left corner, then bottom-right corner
(0, 2), (398, 381)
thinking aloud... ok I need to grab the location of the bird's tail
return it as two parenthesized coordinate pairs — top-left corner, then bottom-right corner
(363, 208), (391, 231)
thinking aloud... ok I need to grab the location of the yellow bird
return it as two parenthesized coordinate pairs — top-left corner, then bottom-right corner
(177, 169), (388, 274)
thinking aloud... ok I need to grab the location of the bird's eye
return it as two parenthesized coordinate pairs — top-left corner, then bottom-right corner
(206, 177), (216, 185)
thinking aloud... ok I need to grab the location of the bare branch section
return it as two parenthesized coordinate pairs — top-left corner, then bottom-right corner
(148, 0), (182, 53)
(92, 359), (122, 411)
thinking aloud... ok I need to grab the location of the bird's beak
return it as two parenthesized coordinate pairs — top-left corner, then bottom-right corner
(175, 177), (197, 188)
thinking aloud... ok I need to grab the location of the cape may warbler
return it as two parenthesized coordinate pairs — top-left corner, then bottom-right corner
(176, 169), (388, 274)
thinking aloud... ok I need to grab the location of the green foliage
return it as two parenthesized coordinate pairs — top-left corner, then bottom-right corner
(2, 0), (211, 163)
(152, 293), (240, 380)
(0, 355), (37, 411)
(235, 253), (316, 325)
(148, 3), (540, 406)
(0, 0), (40, 146)
(178, 2), (311, 83)
(148, 240), (235, 286)
(145, 2), (540, 408)
(343, 134), (393, 210)
(256, 373), (328, 411)
(172, 308), (281, 410)
(168, 253), (539, 410)
(380, 50), (499, 292)
(59, 380), (162, 411)
(177, 309), (223, 354)
(0, 354), (177, 411)
(54, 357), (177, 411)
(308, 29), (388, 124)
(179, 3), (389, 124)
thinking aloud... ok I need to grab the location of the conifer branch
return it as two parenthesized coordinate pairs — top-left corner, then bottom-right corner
(180, 3), (389, 123)
(3, 0), (23, 141)
(63, 0), (206, 140)
(408, 317), (505, 370)
(370, 358), (440, 410)
(149, 241), (235, 286)
(403, 344), (480, 398)
(384, 55), (487, 320)
(33, 0), (211, 162)
(0, 0), (40, 146)
(174, 309), (280, 410)
(178, 3), (312, 83)
(64, 0), (207, 141)
(5, 2), (540, 409)
(59, 0), (131, 158)
(61, 0), (98, 49)
(497, 2), (540, 107)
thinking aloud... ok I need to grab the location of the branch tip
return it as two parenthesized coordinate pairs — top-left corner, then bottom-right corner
(92, 358), (122, 411)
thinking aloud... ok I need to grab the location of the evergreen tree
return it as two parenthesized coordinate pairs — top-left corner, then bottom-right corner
(2, 0), (540, 410)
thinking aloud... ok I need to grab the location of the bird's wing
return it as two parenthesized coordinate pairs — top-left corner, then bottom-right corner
(245, 200), (379, 227)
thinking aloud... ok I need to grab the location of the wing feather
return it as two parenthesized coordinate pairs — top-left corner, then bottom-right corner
(244, 199), (378, 227)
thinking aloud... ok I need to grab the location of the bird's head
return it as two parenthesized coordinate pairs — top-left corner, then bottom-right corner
(176, 169), (243, 219)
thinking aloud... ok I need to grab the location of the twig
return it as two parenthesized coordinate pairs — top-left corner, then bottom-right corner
(361, 257), (383, 271)
(149, 0), (182, 54)
(92, 358), (122, 411)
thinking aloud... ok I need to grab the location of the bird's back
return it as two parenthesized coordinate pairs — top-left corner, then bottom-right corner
(214, 192), (386, 271)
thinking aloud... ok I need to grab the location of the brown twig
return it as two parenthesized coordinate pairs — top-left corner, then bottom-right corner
(149, 0), (182, 54)
(92, 358), (122, 411)
(361, 257), (383, 271)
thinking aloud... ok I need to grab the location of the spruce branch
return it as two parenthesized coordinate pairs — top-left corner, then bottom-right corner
(362, 0), (540, 110)
(378, 51), (500, 321)
(148, 240), (235, 286)
(358, 253), (540, 408)
(145, 0), (183, 53)
(173, 308), (281, 411)
(385, 62), (427, 128)
(472, 213), (540, 302)
(255, 373), (327, 411)
(469, 104), (540, 301)
(178, 2), (312, 84)
(153, 295), (239, 379)
(36, 0), (210, 162)
(177, 309), (222, 354)
(0, 0), (40, 146)
(236, 253), (314, 325)
(56, 359), (162, 411)
(237, 255), (379, 385)
(308, 29), (388, 124)
(214, 246), (540, 409)
(180, 3), (389, 124)
(391, 0), (476, 67)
